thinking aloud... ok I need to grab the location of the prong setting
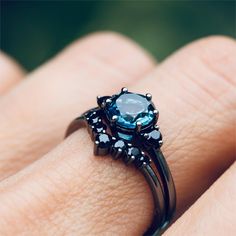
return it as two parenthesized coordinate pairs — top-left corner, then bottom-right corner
(159, 140), (163, 147)
(121, 87), (128, 93)
(153, 109), (159, 120)
(153, 109), (159, 115)
(136, 121), (142, 132)
(106, 98), (112, 105)
(118, 148), (122, 153)
(128, 155), (135, 164)
(146, 93), (152, 101)
(111, 115), (118, 123)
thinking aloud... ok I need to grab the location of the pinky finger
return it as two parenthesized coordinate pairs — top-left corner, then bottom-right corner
(165, 160), (236, 236)
(0, 51), (25, 95)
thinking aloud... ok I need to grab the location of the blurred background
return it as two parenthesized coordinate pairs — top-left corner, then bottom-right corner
(1, 1), (235, 71)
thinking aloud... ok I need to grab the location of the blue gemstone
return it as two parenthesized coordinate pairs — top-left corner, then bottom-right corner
(106, 92), (155, 130)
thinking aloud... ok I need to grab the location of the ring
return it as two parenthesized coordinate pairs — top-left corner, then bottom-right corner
(65, 88), (176, 236)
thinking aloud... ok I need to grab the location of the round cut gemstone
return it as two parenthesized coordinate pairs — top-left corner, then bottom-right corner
(111, 140), (127, 159)
(92, 123), (106, 134)
(94, 133), (112, 156)
(87, 111), (101, 125)
(106, 93), (155, 129)
(145, 130), (162, 144)
(127, 147), (141, 157)
(124, 146), (142, 164)
(113, 140), (126, 150)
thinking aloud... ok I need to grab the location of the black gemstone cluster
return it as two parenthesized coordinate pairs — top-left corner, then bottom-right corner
(84, 88), (163, 169)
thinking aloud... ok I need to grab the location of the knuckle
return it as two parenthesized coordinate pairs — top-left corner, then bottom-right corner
(66, 31), (155, 76)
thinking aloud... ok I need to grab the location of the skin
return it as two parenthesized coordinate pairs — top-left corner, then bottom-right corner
(0, 52), (25, 94)
(0, 32), (235, 236)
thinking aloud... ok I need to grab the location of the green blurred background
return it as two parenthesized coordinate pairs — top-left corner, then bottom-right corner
(1, 0), (235, 71)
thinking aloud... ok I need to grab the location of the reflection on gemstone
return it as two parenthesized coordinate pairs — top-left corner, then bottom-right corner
(106, 92), (155, 129)
(117, 132), (133, 141)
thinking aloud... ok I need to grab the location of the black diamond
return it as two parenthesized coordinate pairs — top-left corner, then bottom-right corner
(92, 123), (107, 134)
(111, 140), (127, 159)
(124, 147), (141, 164)
(87, 111), (102, 125)
(114, 140), (126, 149)
(95, 133), (111, 148)
(127, 147), (141, 157)
(144, 130), (162, 148)
(94, 133), (112, 156)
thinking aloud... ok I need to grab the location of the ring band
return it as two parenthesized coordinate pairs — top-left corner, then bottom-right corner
(65, 88), (176, 235)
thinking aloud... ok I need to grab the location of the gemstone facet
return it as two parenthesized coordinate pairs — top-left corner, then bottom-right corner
(106, 92), (156, 130)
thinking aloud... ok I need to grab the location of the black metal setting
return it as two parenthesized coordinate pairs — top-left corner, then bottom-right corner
(65, 88), (176, 236)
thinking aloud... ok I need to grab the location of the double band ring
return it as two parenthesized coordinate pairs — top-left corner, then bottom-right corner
(65, 88), (176, 236)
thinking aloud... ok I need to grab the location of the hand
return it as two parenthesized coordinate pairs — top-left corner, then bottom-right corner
(0, 33), (235, 236)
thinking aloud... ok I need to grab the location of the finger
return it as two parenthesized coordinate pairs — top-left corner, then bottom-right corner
(164, 161), (236, 236)
(0, 36), (235, 235)
(132, 36), (236, 215)
(0, 32), (155, 180)
(0, 51), (25, 95)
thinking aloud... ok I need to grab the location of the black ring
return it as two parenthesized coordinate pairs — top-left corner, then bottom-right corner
(65, 88), (176, 236)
